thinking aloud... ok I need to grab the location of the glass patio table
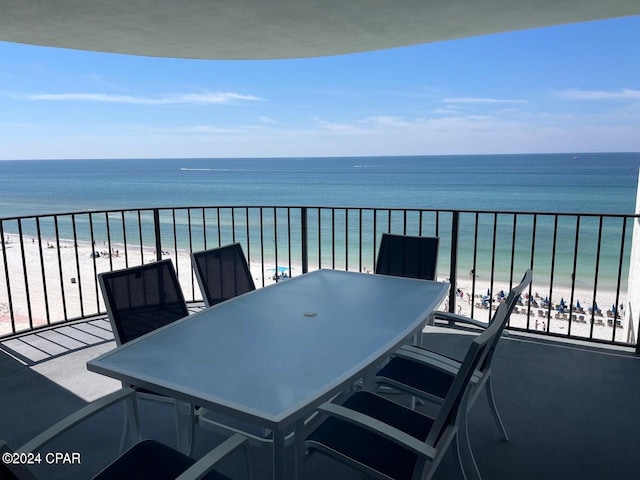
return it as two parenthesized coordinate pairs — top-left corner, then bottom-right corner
(88, 269), (449, 479)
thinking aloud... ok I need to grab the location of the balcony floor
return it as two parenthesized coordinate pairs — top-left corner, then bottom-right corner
(1, 323), (639, 480)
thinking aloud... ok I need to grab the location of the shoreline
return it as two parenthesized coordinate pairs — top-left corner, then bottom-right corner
(1, 234), (629, 342)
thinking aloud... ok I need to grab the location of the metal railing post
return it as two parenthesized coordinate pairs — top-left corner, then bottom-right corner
(153, 209), (162, 262)
(301, 207), (309, 274)
(448, 211), (460, 314)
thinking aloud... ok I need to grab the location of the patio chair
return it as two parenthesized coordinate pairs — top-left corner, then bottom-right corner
(191, 243), (255, 307)
(1, 388), (248, 480)
(98, 259), (193, 452)
(375, 233), (439, 346)
(305, 300), (505, 480)
(376, 269), (532, 471)
(99, 259), (190, 346)
(190, 244), (282, 442)
(375, 233), (439, 281)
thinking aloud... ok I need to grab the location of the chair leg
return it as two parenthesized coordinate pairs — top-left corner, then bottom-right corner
(485, 378), (508, 441)
(118, 403), (128, 453)
(243, 441), (252, 480)
(456, 399), (482, 480)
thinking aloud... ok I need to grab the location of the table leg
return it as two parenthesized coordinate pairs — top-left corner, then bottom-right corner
(362, 369), (376, 390)
(120, 393), (141, 452)
(414, 315), (433, 347)
(294, 418), (306, 480)
(175, 400), (194, 455)
(273, 429), (286, 480)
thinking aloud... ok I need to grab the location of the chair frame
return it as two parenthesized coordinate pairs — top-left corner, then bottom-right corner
(376, 270), (533, 479)
(306, 301), (507, 480)
(98, 259), (194, 453)
(3, 388), (248, 480)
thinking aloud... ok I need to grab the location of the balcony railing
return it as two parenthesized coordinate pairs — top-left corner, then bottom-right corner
(1, 206), (638, 351)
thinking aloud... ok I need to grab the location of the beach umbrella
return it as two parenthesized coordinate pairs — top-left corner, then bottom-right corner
(268, 265), (294, 281)
(560, 298), (566, 307)
(576, 300), (581, 309)
(268, 265), (292, 274)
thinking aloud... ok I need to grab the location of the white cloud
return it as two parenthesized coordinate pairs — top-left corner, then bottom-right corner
(442, 97), (528, 104)
(433, 107), (465, 115)
(20, 92), (263, 104)
(191, 125), (243, 134)
(4, 102), (639, 159)
(557, 88), (640, 100)
(258, 116), (278, 124)
(362, 116), (414, 128)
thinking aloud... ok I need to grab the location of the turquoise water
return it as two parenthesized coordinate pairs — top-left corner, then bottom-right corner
(1, 153), (638, 216)
(1, 153), (639, 290)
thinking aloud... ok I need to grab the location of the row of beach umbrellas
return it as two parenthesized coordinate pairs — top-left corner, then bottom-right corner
(481, 286), (624, 320)
(485, 289), (616, 314)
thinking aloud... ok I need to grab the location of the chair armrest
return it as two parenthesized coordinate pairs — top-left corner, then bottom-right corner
(176, 434), (248, 480)
(433, 311), (489, 329)
(18, 388), (136, 454)
(317, 402), (437, 460)
(394, 346), (482, 383)
(394, 345), (461, 376)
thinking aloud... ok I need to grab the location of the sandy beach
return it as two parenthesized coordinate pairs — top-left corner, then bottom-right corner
(0, 234), (629, 343)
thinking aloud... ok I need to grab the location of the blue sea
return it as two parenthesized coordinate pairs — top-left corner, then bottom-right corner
(1, 153), (639, 217)
(1, 153), (639, 290)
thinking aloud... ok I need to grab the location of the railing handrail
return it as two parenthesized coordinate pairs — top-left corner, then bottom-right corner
(3, 205), (640, 223)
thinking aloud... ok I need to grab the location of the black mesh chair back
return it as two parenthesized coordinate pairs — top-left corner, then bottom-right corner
(375, 233), (439, 281)
(99, 259), (189, 345)
(191, 243), (256, 307)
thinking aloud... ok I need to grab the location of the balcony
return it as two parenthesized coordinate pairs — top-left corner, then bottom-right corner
(2, 319), (639, 479)
(1, 205), (640, 479)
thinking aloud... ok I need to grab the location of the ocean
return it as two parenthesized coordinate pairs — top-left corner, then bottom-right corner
(1, 153), (640, 290)
(2, 153), (639, 216)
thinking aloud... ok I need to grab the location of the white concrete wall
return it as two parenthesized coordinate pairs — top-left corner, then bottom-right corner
(626, 169), (640, 345)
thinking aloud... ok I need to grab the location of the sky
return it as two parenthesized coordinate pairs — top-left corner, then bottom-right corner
(1, 15), (639, 160)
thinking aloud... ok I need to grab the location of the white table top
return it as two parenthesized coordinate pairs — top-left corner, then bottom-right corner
(88, 269), (448, 428)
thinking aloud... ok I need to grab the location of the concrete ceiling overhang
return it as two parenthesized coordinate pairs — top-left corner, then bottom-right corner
(1, 1), (640, 59)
